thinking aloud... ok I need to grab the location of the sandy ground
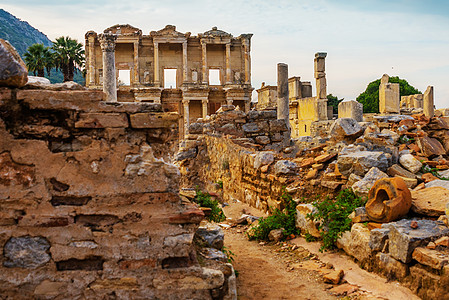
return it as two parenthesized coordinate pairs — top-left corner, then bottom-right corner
(221, 199), (418, 300)
(222, 201), (336, 300)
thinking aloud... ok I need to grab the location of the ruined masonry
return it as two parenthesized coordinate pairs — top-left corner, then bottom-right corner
(85, 24), (253, 138)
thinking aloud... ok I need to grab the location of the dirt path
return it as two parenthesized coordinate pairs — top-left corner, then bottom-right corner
(222, 201), (336, 300)
(221, 200), (418, 300)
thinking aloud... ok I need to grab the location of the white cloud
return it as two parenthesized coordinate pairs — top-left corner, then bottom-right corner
(3, 0), (449, 108)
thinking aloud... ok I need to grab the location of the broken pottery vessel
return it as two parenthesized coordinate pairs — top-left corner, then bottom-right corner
(365, 177), (411, 223)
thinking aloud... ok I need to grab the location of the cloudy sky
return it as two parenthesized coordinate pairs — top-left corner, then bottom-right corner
(3, 0), (449, 108)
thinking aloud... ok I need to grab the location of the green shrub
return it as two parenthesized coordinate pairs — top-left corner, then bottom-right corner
(247, 189), (300, 241)
(307, 189), (365, 252)
(194, 189), (226, 222)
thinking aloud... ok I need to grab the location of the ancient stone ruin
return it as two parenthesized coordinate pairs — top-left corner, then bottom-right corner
(85, 24), (253, 138)
(1, 22), (449, 299)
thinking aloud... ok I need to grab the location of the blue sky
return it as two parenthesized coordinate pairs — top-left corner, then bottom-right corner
(2, 0), (449, 108)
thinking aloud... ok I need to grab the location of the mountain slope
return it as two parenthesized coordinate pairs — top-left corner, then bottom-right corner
(0, 9), (84, 84)
(0, 9), (52, 56)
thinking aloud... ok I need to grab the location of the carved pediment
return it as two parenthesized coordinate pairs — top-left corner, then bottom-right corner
(199, 27), (232, 38)
(103, 24), (142, 36)
(150, 25), (191, 38)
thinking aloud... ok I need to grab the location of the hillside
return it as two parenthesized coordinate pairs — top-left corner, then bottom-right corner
(0, 9), (84, 84)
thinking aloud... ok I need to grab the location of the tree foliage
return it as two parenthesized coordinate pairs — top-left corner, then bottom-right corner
(52, 36), (85, 82)
(356, 76), (421, 113)
(327, 94), (344, 114)
(23, 44), (54, 77)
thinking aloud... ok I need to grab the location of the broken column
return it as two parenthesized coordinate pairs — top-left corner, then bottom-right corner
(99, 33), (118, 102)
(338, 100), (363, 122)
(314, 52), (329, 120)
(379, 74), (400, 114)
(314, 52), (327, 99)
(423, 86), (434, 118)
(277, 63), (290, 143)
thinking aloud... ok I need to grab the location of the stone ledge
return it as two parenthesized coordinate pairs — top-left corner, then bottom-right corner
(75, 112), (129, 128)
(130, 112), (179, 128)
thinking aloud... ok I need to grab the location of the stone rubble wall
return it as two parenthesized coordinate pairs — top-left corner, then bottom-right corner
(0, 87), (231, 299)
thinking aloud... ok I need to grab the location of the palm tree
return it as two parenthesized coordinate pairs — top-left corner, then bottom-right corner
(23, 44), (53, 77)
(52, 36), (85, 82)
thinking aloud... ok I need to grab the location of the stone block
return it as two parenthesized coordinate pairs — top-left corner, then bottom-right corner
(130, 112), (179, 128)
(387, 164), (416, 179)
(349, 207), (370, 223)
(426, 179), (449, 190)
(369, 228), (390, 251)
(399, 153), (422, 174)
(338, 100), (363, 122)
(75, 112), (128, 128)
(0, 39), (28, 87)
(274, 160), (297, 175)
(412, 247), (449, 269)
(269, 119), (288, 132)
(423, 86), (434, 118)
(3, 236), (51, 268)
(352, 167), (388, 196)
(383, 219), (449, 263)
(336, 223), (372, 263)
(416, 136), (446, 157)
(329, 118), (363, 140)
(195, 223), (224, 250)
(255, 135), (270, 145)
(379, 82), (400, 114)
(164, 233), (195, 248)
(411, 187), (449, 216)
(16, 89), (104, 101)
(34, 280), (67, 297)
(153, 268), (224, 290)
(0, 87), (11, 101)
(253, 151), (274, 169)
(376, 252), (409, 280)
(295, 204), (320, 238)
(337, 151), (389, 177)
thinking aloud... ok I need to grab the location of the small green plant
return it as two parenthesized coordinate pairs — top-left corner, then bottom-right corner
(222, 160), (230, 171)
(307, 189), (365, 252)
(398, 135), (414, 144)
(305, 232), (317, 242)
(222, 246), (236, 263)
(216, 180), (223, 189)
(194, 189), (226, 222)
(421, 164), (449, 180)
(247, 188), (300, 241)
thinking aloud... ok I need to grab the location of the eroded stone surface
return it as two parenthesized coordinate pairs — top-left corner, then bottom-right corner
(0, 39), (27, 87)
(3, 236), (51, 268)
(383, 219), (449, 263)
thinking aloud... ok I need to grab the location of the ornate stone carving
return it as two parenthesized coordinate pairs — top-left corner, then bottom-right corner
(150, 25), (191, 38)
(200, 27), (232, 38)
(98, 33), (117, 52)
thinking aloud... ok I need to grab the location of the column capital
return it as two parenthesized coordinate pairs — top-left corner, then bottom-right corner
(182, 99), (190, 105)
(99, 33), (117, 52)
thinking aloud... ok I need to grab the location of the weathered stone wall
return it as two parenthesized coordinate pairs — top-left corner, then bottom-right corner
(0, 87), (229, 299)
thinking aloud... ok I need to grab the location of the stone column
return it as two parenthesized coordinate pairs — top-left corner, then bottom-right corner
(225, 43), (231, 84)
(226, 99), (233, 106)
(133, 41), (140, 85)
(314, 52), (327, 99)
(201, 42), (208, 84)
(277, 63), (290, 131)
(183, 100), (190, 136)
(182, 41), (188, 83)
(153, 42), (160, 86)
(87, 34), (96, 86)
(202, 99), (208, 118)
(99, 33), (118, 102)
(424, 86), (434, 118)
(243, 40), (251, 84)
(244, 100), (251, 113)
